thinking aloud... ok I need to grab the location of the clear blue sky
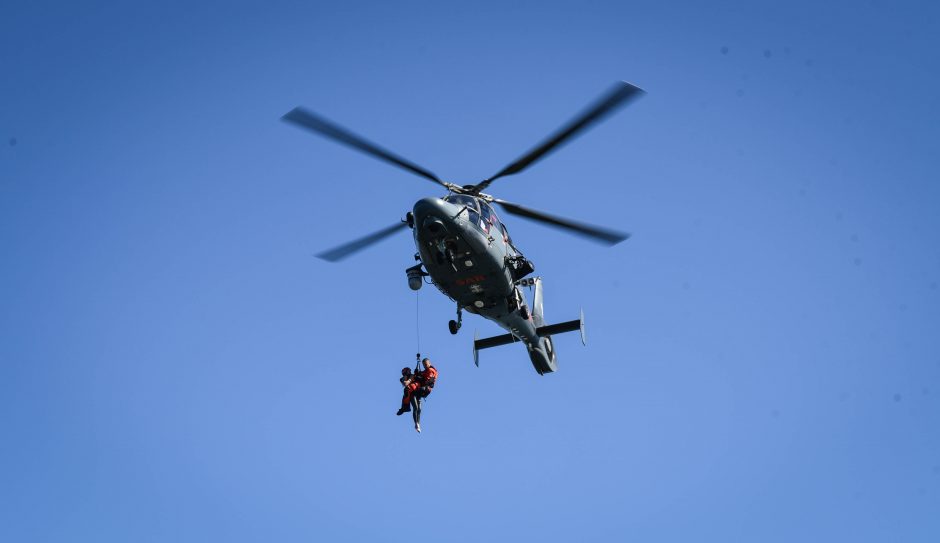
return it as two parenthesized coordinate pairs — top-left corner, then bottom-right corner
(2, 1), (939, 541)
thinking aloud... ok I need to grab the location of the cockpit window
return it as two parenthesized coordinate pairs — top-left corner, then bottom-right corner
(489, 206), (501, 227)
(499, 222), (512, 244)
(467, 208), (482, 229)
(480, 201), (503, 229)
(444, 194), (479, 212)
(479, 201), (493, 223)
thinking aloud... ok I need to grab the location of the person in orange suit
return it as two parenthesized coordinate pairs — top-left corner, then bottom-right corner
(396, 358), (438, 433)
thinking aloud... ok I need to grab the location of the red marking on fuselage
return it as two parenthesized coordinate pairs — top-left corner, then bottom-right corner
(455, 275), (486, 286)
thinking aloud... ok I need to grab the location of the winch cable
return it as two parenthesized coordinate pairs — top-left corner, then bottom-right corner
(415, 290), (422, 373)
(413, 291), (426, 411)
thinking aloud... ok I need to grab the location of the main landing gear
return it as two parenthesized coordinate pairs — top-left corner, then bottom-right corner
(448, 304), (463, 335)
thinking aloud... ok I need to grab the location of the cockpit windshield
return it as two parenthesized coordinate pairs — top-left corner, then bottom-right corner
(444, 194), (479, 212)
(480, 201), (502, 228)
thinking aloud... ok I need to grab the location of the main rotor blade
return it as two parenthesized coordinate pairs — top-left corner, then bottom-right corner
(282, 107), (447, 188)
(493, 199), (630, 245)
(316, 222), (409, 262)
(474, 81), (645, 193)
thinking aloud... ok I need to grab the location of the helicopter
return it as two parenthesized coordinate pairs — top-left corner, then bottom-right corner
(282, 81), (645, 374)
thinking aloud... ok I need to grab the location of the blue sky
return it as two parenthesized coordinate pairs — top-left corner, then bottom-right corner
(2, 1), (939, 541)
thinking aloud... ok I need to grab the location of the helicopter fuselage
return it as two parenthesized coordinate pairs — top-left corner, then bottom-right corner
(411, 195), (557, 373)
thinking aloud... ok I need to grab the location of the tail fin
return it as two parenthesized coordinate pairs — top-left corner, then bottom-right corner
(532, 277), (544, 327)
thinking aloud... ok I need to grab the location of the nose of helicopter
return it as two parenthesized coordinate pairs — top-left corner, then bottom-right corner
(413, 197), (455, 236)
(412, 197), (457, 234)
(412, 197), (450, 221)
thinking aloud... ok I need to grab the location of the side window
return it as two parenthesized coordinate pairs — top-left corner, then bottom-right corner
(480, 202), (493, 223)
(499, 222), (511, 243)
(479, 203), (493, 233)
(489, 208), (503, 232)
(467, 209), (482, 230)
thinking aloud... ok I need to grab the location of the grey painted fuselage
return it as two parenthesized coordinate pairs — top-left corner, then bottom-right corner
(412, 195), (557, 373)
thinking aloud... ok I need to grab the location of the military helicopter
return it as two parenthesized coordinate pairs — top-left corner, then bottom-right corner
(282, 81), (644, 374)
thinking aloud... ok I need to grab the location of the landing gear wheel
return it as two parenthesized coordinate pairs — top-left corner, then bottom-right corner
(519, 305), (530, 320)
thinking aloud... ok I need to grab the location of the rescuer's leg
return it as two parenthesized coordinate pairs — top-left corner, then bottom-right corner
(397, 388), (413, 416)
(412, 397), (421, 432)
(396, 383), (418, 415)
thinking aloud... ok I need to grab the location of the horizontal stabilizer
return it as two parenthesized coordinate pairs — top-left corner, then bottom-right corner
(472, 309), (586, 366)
(475, 332), (518, 350)
(473, 330), (519, 366)
(536, 320), (579, 336)
(536, 309), (586, 346)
